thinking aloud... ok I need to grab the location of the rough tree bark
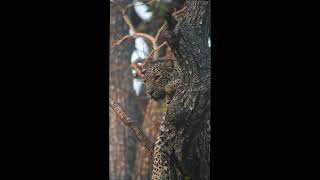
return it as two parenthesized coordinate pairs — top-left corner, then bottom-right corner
(109, 1), (144, 179)
(155, 1), (211, 179)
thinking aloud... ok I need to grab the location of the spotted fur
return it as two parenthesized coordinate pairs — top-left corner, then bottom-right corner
(142, 60), (182, 103)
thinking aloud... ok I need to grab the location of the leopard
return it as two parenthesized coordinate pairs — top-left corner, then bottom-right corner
(141, 59), (185, 179)
(141, 59), (182, 104)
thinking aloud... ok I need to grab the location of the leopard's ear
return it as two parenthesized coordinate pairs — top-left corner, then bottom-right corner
(141, 69), (147, 74)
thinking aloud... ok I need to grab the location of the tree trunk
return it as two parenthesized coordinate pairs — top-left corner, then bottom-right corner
(109, 1), (143, 179)
(152, 1), (211, 179)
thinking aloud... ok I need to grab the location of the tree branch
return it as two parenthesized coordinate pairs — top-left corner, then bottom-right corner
(109, 96), (154, 156)
(110, 0), (168, 66)
(130, 63), (144, 78)
(141, 41), (167, 66)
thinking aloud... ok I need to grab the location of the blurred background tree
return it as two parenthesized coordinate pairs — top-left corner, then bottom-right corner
(109, 1), (145, 179)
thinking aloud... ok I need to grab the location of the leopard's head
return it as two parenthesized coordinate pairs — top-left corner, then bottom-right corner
(142, 60), (174, 101)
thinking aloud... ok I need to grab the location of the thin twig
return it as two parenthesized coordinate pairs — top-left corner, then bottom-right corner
(110, 0), (168, 72)
(130, 63), (144, 78)
(112, 35), (131, 47)
(172, 7), (187, 17)
(123, 4), (134, 15)
(155, 24), (165, 42)
(109, 97), (154, 156)
(112, 32), (156, 48)
(142, 41), (168, 65)
(134, 32), (156, 44)
(133, 32), (158, 60)
(122, 12), (135, 32)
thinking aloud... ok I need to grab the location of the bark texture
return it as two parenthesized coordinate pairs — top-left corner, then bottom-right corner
(152, 1), (211, 179)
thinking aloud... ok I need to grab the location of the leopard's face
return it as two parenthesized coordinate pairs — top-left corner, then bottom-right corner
(142, 61), (174, 101)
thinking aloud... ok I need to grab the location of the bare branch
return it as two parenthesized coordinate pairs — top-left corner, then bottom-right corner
(123, 4), (134, 15)
(133, 32), (159, 60)
(142, 41), (168, 65)
(109, 97), (154, 156)
(112, 35), (132, 47)
(155, 24), (165, 42)
(130, 63), (144, 78)
(112, 32), (156, 48)
(111, 0), (169, 75)
(172, 7), (187, 17)
(122, 12), (135, 32)
(134, 32), (156, 44)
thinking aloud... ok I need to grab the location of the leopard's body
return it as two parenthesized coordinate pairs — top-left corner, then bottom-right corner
(142, 59), (183, 180)
(142, 59), (211, 179)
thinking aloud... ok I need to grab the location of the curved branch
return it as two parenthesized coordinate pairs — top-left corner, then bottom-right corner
(109, 97), (155, 156)
(141, 41), (167, 65)
(110, 0), (164, 62)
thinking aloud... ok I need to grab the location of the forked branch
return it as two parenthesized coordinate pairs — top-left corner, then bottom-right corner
(110, 0), (170, 79)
